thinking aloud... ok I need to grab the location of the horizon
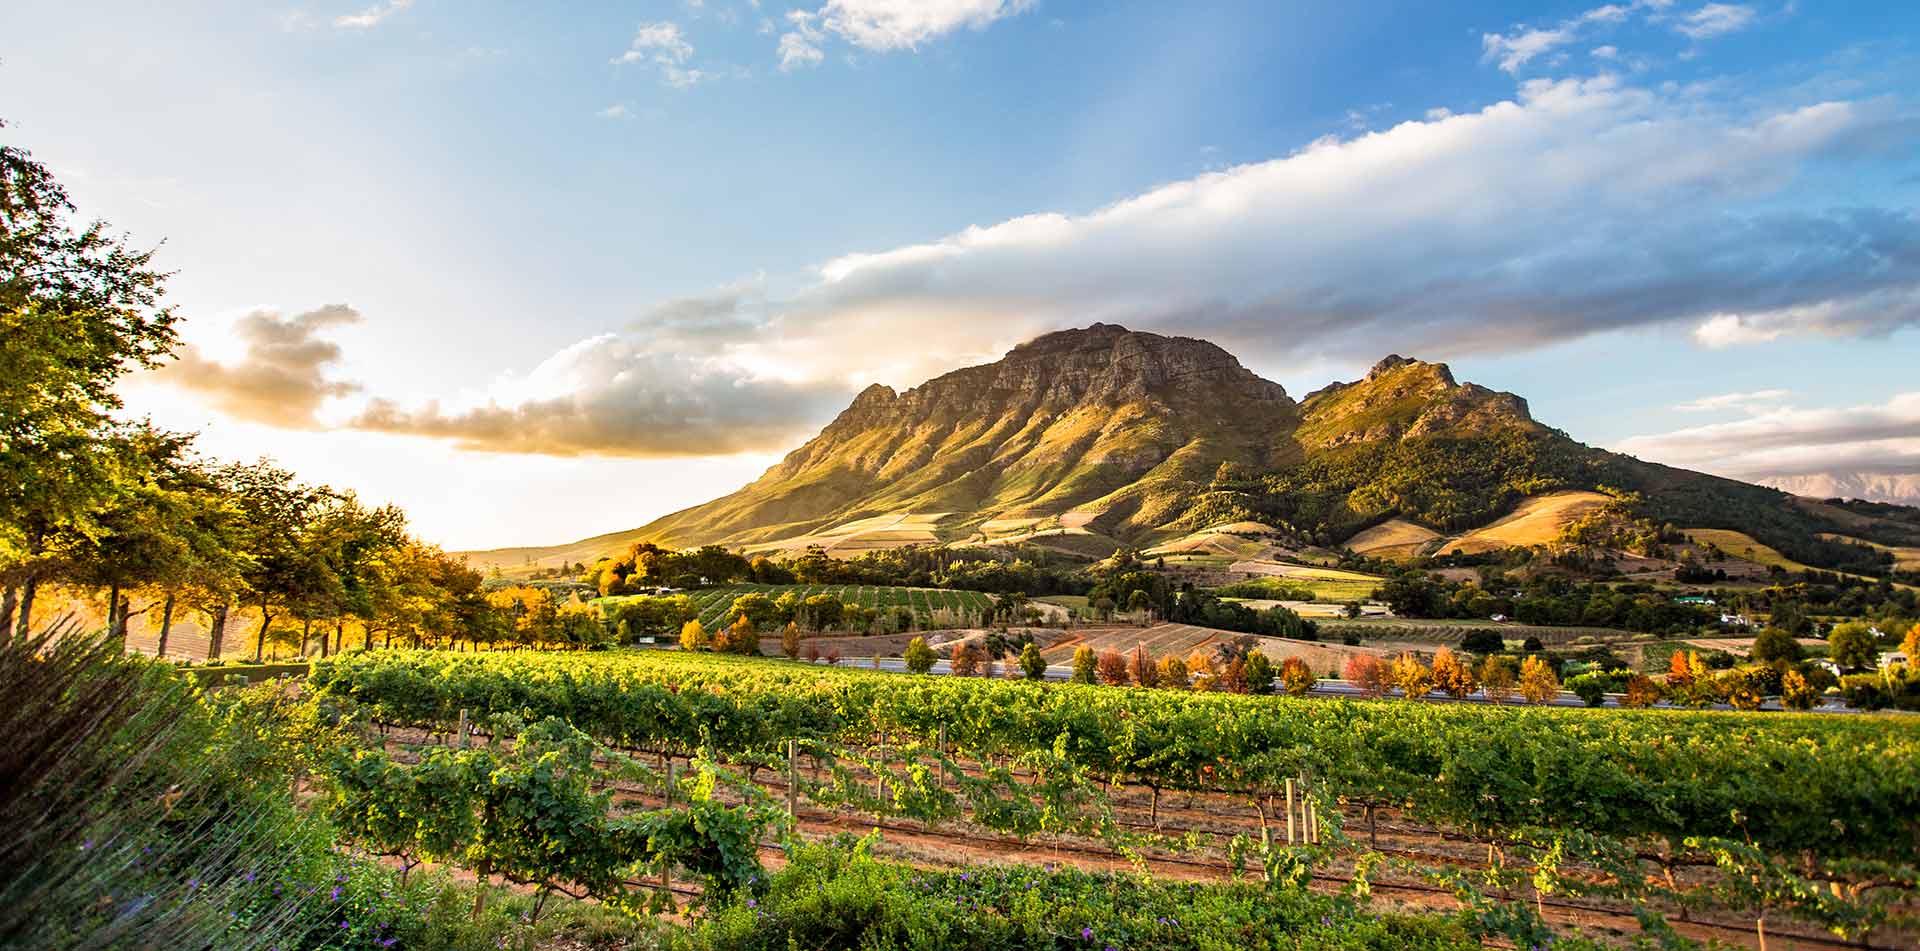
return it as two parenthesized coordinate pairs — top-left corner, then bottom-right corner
(6, 0), (1919, 549)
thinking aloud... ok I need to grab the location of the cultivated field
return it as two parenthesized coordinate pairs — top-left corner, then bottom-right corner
(597, 583), (995, 629)
(1223, 560), (1385, 601)
(1342, 518), (1442, 560)
(1437, 490), (1611, 554)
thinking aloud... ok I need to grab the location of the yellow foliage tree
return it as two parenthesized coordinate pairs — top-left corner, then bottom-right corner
(1156, 655), (1190, 690)
(1518, 655), (1559, 704)
(1390, 653), (1433, 700)
(679, 618), (708, 652)
(1478, 655), (1517, 704)
(781, 621), (801, 660)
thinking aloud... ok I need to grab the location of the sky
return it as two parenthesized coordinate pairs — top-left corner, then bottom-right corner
(5, 0), (1920, 549)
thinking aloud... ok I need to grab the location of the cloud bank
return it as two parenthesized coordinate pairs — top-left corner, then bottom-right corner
(1618, 394), (1920, 480)
(155, 305), (362, 428)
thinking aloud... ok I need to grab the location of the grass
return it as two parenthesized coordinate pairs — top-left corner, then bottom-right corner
(1684, 528), (1828, 574)
(1436, 490), (1611, 555)
(1342, 518), (1441, 560)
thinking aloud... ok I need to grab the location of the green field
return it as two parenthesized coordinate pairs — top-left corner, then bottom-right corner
(598, 583), (996, 629)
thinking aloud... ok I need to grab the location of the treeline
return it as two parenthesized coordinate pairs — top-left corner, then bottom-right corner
(1377, 571), (1723, 634)
(587, 539), (1094, 599)
(1091, 563), (1318, 639)
(0, 133), (569, 660)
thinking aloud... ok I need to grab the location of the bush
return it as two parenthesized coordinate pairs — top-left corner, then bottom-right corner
(1070, 645), (1096, 684)
(1567, 672), (1609, 707)
(1243, 650), (1275, 694)
(1750, 627), (1803, 664)
(1019, 643), (1047, 681)
(1458, 629), (1505, 655)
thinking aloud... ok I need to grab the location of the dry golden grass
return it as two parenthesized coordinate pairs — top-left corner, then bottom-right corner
(1437, 490), (1611, 555)
(1343, 518), (1442, 560)
(1818, 532), (1920, 570)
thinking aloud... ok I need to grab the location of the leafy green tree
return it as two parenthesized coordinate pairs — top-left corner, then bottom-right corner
(2, 131), (178, 637)
(1243, 649), (1274, 694)
(904, 636), (935, 674)
(1019, 642), (1046, 680)
(1750, 627), (1803, 665)
(1069, 645), (1095, 684)
(1828, 622), (1878, 671)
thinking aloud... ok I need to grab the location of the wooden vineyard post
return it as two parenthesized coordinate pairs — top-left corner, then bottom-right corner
(786, 739), (798, 819)
(937, 724), (948, 787)
(1285, 778), (1297, 844)
(875, 730), (888, 801)
(665, 760), (676, 805)
(457, 708), (468, 748)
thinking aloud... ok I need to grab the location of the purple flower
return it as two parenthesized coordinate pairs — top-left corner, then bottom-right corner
(330, 886), (342, 900)
(746, 899), (757, 908)
(1081, 927), (1094, 941)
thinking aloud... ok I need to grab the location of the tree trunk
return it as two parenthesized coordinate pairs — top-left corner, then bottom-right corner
(301, 618), (313, 659)
(207, 603), (229, 660)
(106, 583), (124, 649)
(0, 586), (15, 639)
(13, 578), (32, 640)
(333, 618), (345, 655)
(254, 609), (273, 663)
(156, 593), (176, 658)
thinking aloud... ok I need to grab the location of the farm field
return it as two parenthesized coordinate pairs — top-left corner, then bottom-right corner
(598, 582), (996, 629)
(312, 649), (1920, 949)
(1437, 490), (1611, 554)
(1316, 616), (1646, 647)
(1223, 560), (1385, 601)
(1819, 532), (1920, 570)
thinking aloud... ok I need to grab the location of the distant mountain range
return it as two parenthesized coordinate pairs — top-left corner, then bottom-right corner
(458, 325), (1920, 574)
(1757, 473), (1920, 509)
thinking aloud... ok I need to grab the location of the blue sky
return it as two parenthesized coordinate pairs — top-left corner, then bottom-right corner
(5, 0), (1919, 547)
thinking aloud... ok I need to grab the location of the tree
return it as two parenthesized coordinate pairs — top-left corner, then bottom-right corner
(1518, 655), (1560, 704)
(904, 636), (936, 674)
(1095, 649), (1130, 686)
(679, 619), (708, 651)
(1343, 654), (1389, 698)
(2, 131), (179, 639)
(949, 642), (981, 676)
(1342, 600), (1363, 619)
(1155, 655), (1189, 689)
(1070, 645), (1095, 684)
(1623, 674), (1663, 708)
(1390, 653), (1433, 700)
(1459, 629), (1504, 655)
(727, 593), (777, 631)
(1018, 642), (1046, 680)
(1478, 655), (1518, 704)
(1521, 636), (1544, 653)
(1827, 622), (1878, 671)
(1243, 649), (1275, 694)
(1900, 621), (1919, 663)
(720, 613), (758, 655)
(1750, 627), (1803, 664)
(1430, 647), (1475, 698)
(1665, 649), (1696, 689)
(1128, 645), (1158, 688)
(780, 621), (802, 660)
(1780, 669), (1818, 711)
(1279, 656), (1316, 696)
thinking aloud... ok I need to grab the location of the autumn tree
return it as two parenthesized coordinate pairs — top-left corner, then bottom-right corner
(1343, 654), (1389, 698)
(1478, 655), (1518, 704)
(1128, 645), (1158, 688)
(1095, 649), (1130, 686)
(720, 613), (758, 654)
(1623, 674), (1663, 708)
(1780, 669), (1818, 711)
(1278, 656), (1316, 696)
(780, 621), (802, 659)
(1518, 655), (1560, 704)
(950, 642), (981, 676)
(1430, 647), (1475, 699)
(1155, 655), (1189, 689)
(679, 619), (708, 651)
(1390, 653), (1433, 700)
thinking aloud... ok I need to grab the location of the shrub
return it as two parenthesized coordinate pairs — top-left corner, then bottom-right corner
(1019, 643), (1047, 681)
(1458, 629), (1504, 655)
(1095, 650), (1130, 686)
(1567, 671), (1609, 707)
(1780, 669), (1818, 710)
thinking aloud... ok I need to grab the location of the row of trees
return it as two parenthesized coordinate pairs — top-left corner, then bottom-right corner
(0, 128), (516, 660)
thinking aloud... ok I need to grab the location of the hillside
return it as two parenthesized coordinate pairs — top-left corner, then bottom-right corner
(458, 325), (1920, 575)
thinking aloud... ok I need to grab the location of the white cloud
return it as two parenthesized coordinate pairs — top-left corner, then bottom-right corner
(1676, 3), (1756, 39)
(298, 67), (1920, 460)
(334, 0), (412, 29)
(778, 0), (1031, 69)
(1482, 3), (1639, 73)
(1672, 388), (1791, 412)
(151, 305), (362, 428)
(598, 104), (632, 120)
(612, 21), (710, 86)
(1618, 394), (1920, 479)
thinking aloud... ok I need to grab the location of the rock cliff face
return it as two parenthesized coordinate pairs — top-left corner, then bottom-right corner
(1298, 355), (1535, 450)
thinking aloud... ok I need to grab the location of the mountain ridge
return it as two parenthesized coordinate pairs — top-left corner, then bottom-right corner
(456, 325), (1920, 574)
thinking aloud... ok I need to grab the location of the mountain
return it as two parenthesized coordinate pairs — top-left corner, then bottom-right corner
(1757, 473), (1920, 509)
(457, 325), (1920, 574)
